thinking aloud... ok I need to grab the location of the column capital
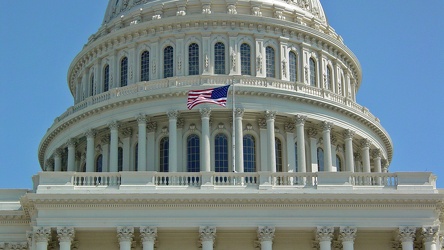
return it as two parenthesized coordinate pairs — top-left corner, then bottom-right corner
(117, 226), (134, 243)
(360, 138), (371, 148)
(316, 226), (334, 242)
(422, 226), (439, 243)
(84, 129), (96, 138)
(57, 227), (75, 243)
(235, 108), (245, 118)
(199, 226), (216, 242)
(265, 110), (277, 121)
(54, 148), (63, 158)
(307, 127), (318, 138)
(343, 129), (355, 139)
(167, 110), (179, 119)
(66, 138), (77, 147)
(398, 226), (416, 242)
(340, 226), (357, 242)
(295, 114), (307, 126)
(321, 121), (334, 132)
(108, 120), (120, 130)
(372, 148), (382, 159)
(284, 121), (295, 133)
(199, 107), (212, 118)
(140, 226), (157, 242)
(33, 227), (51, 243)
(257, 226), (275, 242)
(137, 114), (148, 124)
(147, 121), (157, 133)
(7, 242), (28, 249)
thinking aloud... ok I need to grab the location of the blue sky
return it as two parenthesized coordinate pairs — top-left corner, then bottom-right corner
(0, 1), (443, 189)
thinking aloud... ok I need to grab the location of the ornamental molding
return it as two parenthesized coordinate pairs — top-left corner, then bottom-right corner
(316, 226), (334, 241)
(33, 227), (51, 243)
(38, 84), (392, 169)
(140, 226), (157, 242)
(339, 226), (357, 242)
(199, 226), (216, 242)
(257, 226), (275, 242)
(117, 226), (134, 242)
(398, 226), (416, 242)
(57, 227), (75, 243)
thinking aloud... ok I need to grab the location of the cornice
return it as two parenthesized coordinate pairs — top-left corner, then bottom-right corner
(38, 82), (392, 168)
(68, 14), (360, 94)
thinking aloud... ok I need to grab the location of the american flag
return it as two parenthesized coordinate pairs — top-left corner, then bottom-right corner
(187, 85), (230, 110)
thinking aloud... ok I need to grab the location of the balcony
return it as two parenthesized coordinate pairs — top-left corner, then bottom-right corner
(32, 171), (437, 194)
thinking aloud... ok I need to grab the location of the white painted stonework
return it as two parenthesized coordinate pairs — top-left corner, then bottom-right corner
(1, 0), (443, 249)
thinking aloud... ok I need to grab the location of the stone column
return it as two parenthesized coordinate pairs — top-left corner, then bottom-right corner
(121, 128), (132, 171)
(308, 128), (318, 172)
(199, 226), (216, 250)
(67, 139), (76, 172)
(117, 227), (134, 250)
(316, 226), (334, 250)
(340, 227), (357, 250)
(137, 115), (147, 171)
(382, 159), (389, 173)
(321, 121), (333, 172)
(167, 110), (178, 172)
(331, 136), (337, 171)
(109, 121), (120, 172)
(257, 226), (275, 250)
(354, 153), (361, 172)
(54, 149), (63, 172)
(177, 119), (185, 172)
(265, 111), (277, 172)
(285, 121), (296, 172)
(295, 115), (307, 173)
(343, 129), (355, 172)
(140, 226), (157, 250)
(361, 139), (371, 173)
(85, 129), (96, 172)
(147, 122), (157, 171)
(258, 119), (268, 172)
(200, 108), (211, 172)
(398, 227), (416, 250)
(422, 226), (439, 250)
(101, 135), (110, 172)
(57, 227), (75, 250)
(235, 108), (244, 173)
(372, 149), (382, 173)
(34, 227), (51, 250)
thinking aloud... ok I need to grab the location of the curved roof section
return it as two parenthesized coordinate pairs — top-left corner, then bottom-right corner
(103, 0), (327, 25)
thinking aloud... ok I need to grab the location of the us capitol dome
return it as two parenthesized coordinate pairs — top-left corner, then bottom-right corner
(0, 0), (443, 250)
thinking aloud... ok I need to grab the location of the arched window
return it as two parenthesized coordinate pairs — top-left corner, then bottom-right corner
(90, 74), (95, 96)
(289, 51), (297, 82)
(187, 134), (200, 172)
(275, 138), (283, 172)
(215, 134), (228, 172)
(141, 51), (150, 81)
(336, 155), (342, 172)
(266, 46), (275, 78)
(214, 42), (225, 74)
(160, 137), (169, 172)
(243, 135), (256, 172)
(103, 65), (110, 92)
(326, 66), (332, 90)
(118, 147), (123, 172)
(317, 147), (324, 172)
(188, 43), (199, 75)
(134, 143), (138, 171)
(240, 43), (251, 75)
(96, 154), (103, 172)
(120, 57), (128, 87)
(164, 46), (174, 78)
(309, 58), (316, 87)
(294, 142), (298, 172)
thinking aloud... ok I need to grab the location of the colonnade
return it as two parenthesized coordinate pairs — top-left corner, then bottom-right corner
(27, 226), (440, 250)
(49, 110), (387, 175)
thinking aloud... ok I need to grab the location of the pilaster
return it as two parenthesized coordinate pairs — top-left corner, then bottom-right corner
(265, 110), (277, 172)
(200, 108), (212, 172)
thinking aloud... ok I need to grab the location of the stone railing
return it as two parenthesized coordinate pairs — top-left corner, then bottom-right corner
(33, 171), (437, 194)
(54, 75), (378, 126)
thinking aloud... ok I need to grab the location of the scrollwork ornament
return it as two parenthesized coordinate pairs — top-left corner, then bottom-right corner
(199, 226), (216, 242)
(256, 55), (263, 73)
(265, 110), (276, 121)
(167, 110), (179, 119)
(282, 59), (287, 77)
(84, 129), (96, 139)
(235, 108), (244, 118)
(200, 107), (212, 118)
(177, 118), (185, 129)
(136, 114), (147, 124)
(360, 138), (371, 148)
(339, 227), (357, 242)
(101, 135), (110, 144)
(307, 127), (317, 138)
(117, 227), (134, 243)
(140, 226), (157, 242)
(343, 129), (355, 140)
(284, 122), (295, 133)
(295, 115), (307, 126)
(121, 127), (133, 137)
(321, 121), (333, 131)
(146, 122), (157, 133)
(202, 4), (211, 14)
(231, 51), (237, 70)
(227, 4), (237, 14)
(258, 118), (267, 129)
(108, 120), (120, 130)
(372, 149), (382, 159)
(422, 226), (439, 243)
(257, 226), (275, 242)
(66, 138), (77, 147)
(7, 242), (28, 250)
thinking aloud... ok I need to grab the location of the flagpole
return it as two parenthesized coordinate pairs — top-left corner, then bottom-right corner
(232, 79), (236, 174)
